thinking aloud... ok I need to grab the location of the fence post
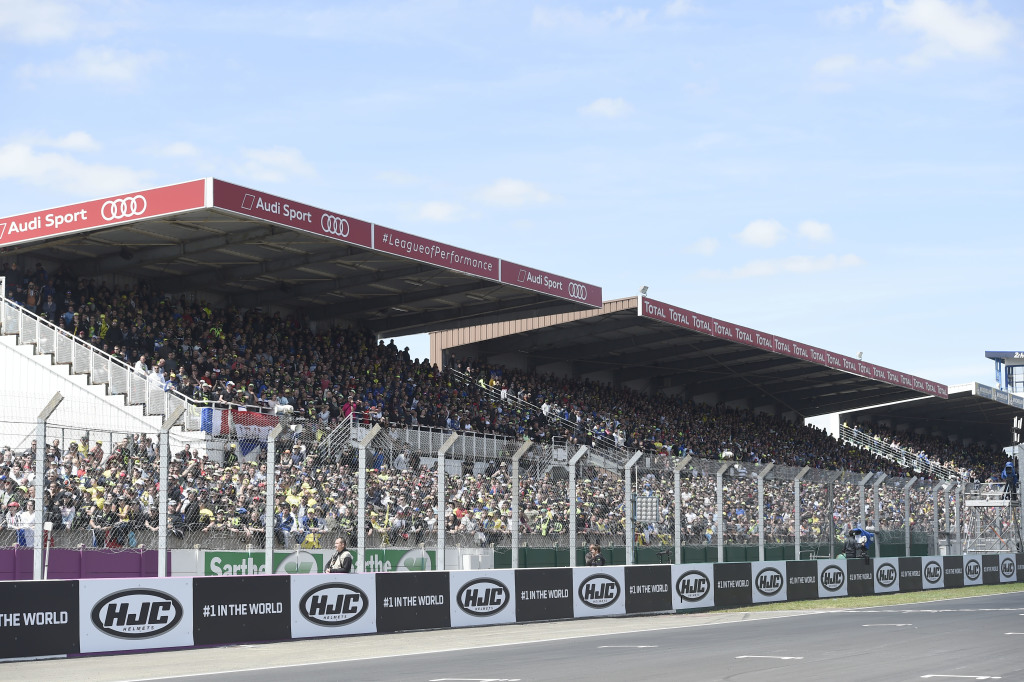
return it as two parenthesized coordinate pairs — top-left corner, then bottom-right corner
(623, 451), (643, 566)
(265, 423), (283, 575)
(793, 467), (809, 560)
(932, 482), (944, 556)
(716, 462), (731, 563)
(568, 446), (589, 568)
(159, 405), (185, 578)
(904, 477), (917, 556)
(437, 432), (459, 572)
(872, 473), (886, 558)
(34, 393), (63, 580)
(673, 455), (691, 565)
(756, 464), (773, 562)
(356, 425), (381, 574)
(511, 439), (531, 570)
(953, 483), (962, 555)
(857, 472), (872, 530)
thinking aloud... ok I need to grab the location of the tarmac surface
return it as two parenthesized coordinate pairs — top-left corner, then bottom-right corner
(7, 592), (1024, 681)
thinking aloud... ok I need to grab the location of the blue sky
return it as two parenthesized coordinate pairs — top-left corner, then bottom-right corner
(1, 0), (1021, 389)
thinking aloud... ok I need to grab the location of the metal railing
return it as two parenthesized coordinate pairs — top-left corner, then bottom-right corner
(839, 424), (962, 480)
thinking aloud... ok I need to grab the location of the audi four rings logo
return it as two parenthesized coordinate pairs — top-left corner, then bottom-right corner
(321, 213), (350, 238)
(101, 195), (147, 221)
(567, 282), (588, 300)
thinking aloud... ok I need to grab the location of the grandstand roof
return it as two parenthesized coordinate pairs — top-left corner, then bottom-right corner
(431, 296), (947, 418)
(841, 382), (1024, 446)
(0, 179), (600, 336)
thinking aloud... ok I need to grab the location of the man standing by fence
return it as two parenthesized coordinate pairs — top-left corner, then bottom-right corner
(325, 537), (353, 573)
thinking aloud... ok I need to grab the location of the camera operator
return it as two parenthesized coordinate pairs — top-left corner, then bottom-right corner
(585, 543), (606, 567)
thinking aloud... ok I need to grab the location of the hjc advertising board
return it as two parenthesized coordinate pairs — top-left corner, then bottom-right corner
(623, 565), (673, 615)
(192, 575), (290, 646)
(514, 567), (574, 623)
(920, 556), (945, 591)
(449, 570), (516, 628)
(671, 563), (715, 611)
(0, 579), (79, 659)
(963, 554), (984, 586)
(572, 566), (626, 618)
(290, 572), (378, 639)
(816, 560), (848, 599)
(750, 561), (788, 604)
(873, 559), (900, 594)
(375, 571), (451, 633)
(79, 577), (194, 654)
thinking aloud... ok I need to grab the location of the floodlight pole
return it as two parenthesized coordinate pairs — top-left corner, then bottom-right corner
(673, 455), (691, 565)
(510, 439), (531, 569)
(355, 424), (380, 574)
(34, 393), (63, 581)
(624, 451), (643, 566)
(756, 464), (774, 562)
(793, 466), (809, 561)
(568, 446), (589, 567)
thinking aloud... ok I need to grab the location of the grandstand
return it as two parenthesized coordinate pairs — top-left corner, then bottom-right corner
(0, 179), (1019, 581)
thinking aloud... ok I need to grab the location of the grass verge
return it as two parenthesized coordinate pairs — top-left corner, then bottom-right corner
(716, 583), (1024, 612)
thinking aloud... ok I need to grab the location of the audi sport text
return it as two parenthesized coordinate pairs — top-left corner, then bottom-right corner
(5, 208), (89, 234)
(90, 589), (183, 638)
(248, 195), (312, 223)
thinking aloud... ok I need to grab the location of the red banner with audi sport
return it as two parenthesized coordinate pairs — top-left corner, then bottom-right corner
(2, 555), (1020, 660)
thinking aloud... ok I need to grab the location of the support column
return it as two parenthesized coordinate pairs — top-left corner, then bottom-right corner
(904, 477), (918, 557)
(568, 446), (589, 567)
(794, 466), (809, 561)
(265, 423), (283, 574)
(872, 474), (887, 559)
(437, 432), (459, 572)
(716, 462), (731, 563)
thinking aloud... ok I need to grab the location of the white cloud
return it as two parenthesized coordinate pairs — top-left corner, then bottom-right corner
(814, 54), (859, 75)
(376, 170), (421, 186)
(0, 142), (146, 196)
(883, 0), (1013, 66)
(701, 254), (864, 278)
(19, 131), (99, 151)
(665, 0), (695, 18)
(822, 3), (874, 26)
(532, 6), (648, 32)
(237, 146), (315, 183)
(19, 47), (162, 84)
(798, 220), (834, 242)
(580, 97), (634, 119)
(686, 237), (718, 256)
(0, 0), (82, 43)
(478, 179), (551, 207)
(417, 201), (462, 222)
(160, 142), (199, 158)
(736, 219), (785, 248)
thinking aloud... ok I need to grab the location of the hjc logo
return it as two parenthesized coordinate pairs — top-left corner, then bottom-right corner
(91, 589), (183, 639)
(300, 584), (369, 626)
(755, 568), (783, 596)
(965, 560), (982, 581)
(1001, 558), (1016, 578)
(876, 564), (897, 587)
(924, 562), (942, 584)
(676, 571), (710, 602)
(457, 578), (510, 617)
(820, 566), (845, 592)
(579, 574), (620, 608)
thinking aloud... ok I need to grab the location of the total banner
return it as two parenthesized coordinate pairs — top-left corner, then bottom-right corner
(0, 579), (79, 659)
(192, 575), (290, 646)
(921, 556), (945, 590)
(873, 558), (900, 594)
(671, 563), (715, 611)
(290, 572), (377, 639)
(750, 561), (787, 604)
(572, 566), (626, 618)
(817, 560), (848, 599)
(514, 567), (574, 623)
(79, 577), (194, 654)
(449, 569), (516, 628)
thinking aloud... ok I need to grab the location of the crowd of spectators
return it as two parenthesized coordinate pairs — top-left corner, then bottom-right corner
(0, 261), (1010, 553)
